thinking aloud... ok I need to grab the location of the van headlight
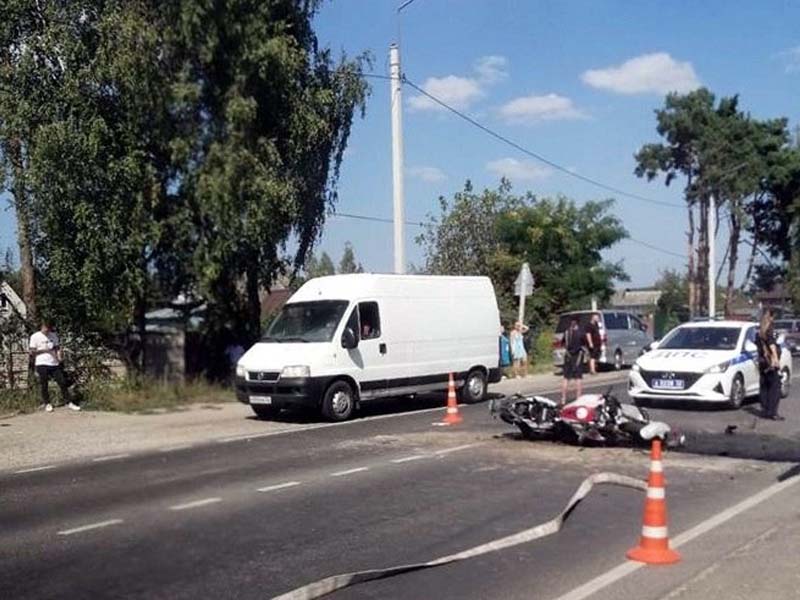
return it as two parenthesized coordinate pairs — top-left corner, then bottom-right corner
(281, 365), (311, 378)
(236, 364), (247, 379)
(632, 363), (641, 373)
(706, 360), (730, 374)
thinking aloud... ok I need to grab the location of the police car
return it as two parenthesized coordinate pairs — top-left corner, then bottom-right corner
(629, 320), (792, 407)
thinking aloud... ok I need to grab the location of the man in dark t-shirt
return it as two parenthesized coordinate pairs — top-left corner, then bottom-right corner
(584, 313), (602, 375)
(561, 318), (584, 404)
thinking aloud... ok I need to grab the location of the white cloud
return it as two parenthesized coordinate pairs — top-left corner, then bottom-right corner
(581, 52), (701, 95)
(486, 158), (551, 182)
(474, 55), (508, 84)
(498, 93), (586, 123)
(408, 55), (508, 112)
(407, 165), (447, 183)
(776, 46), (800, 73)
(408, 75), (483, 111)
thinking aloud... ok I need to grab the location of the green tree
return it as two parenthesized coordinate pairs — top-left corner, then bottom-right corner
(338, 242), (363, 274)
(1, 1), (370, 373)
(654, 269), (689, 332)
(418, 181), (628, 328)
(306, 252), (335, 278)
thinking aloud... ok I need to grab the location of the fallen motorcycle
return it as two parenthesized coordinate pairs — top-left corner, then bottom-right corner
(491, 388), (683, 446)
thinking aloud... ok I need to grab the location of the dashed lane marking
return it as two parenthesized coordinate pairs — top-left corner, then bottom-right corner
(169, 497), (223, 511)
(257, 481), (302, 493)
(92, 454), (130, 463)
(330, 467), (370, 478)
(391, 455), (429, 464)
(159, 444), (194, 452)
(15, 465), (56, 474)
(433, 443), (480, 455)
(58, 519), (124, 536)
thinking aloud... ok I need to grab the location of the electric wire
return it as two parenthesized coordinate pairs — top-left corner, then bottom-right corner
(329, 211), (685, 260)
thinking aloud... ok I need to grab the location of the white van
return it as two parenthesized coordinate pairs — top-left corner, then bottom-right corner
(235, 274), (502, 421)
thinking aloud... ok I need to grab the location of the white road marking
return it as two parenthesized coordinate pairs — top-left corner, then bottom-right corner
(58, 519), (124, 536)
(169, 497), (222, 511)
(391, 455), (429, 464)
(434, 443), (480, 455)
(92, 453), (130, 463)
(257, 481), (302, 493)
(330, 467), (369, 477)
(551, 472), (800, 600)
(159, 444), (193, 452)
(15, 465), (55, 474)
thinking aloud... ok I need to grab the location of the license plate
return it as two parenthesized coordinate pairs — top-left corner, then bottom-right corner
(652, 379), (684, 390)
(250, 395), (272, 405)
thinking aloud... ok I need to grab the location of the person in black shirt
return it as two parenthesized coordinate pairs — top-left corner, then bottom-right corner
(561, 318), (584, 405)
(584, 313), (602, 375)
(756, 309), (783, 420)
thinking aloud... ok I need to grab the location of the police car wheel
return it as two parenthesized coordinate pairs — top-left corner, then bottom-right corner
(728, 374), (745, 409)
(780, 368), (791, 399)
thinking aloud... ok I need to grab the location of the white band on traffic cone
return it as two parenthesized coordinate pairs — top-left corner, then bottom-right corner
(650, 460), (663, 473)
(641, 525), (669, 539)
(646, 487), (666, 499)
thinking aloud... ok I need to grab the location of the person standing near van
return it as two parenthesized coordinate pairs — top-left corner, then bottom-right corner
(510, 321), (529, 378)
(561, 317), (584, 404)
(29, 321), (79, 412)
(584, 313), (602, 375)
(756, 310), (783, 420)
(499, 324), (512, 371)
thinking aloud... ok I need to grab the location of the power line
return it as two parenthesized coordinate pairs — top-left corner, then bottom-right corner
(330, 211), (685, 259)
(401, 77), (683, 209)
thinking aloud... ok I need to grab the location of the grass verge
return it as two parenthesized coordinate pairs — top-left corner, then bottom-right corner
(1, 378), (235, 416)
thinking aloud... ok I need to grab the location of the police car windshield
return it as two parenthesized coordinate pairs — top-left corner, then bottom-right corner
(659, 326), (741, 351)
(263, 300), (349, 343)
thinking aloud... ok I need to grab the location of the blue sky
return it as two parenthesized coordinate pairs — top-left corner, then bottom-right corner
(1, 1), (799, 287)
(311, 0), (800, 285)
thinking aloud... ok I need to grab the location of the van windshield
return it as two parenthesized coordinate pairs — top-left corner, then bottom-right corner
(263, 300), (349, 343)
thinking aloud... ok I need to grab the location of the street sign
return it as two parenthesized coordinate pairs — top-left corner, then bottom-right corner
(514, 262), (534, 297)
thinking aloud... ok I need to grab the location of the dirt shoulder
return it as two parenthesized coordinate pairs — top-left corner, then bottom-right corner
(0, 370), (628, 473)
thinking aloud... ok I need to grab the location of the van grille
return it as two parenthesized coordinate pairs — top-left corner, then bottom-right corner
(248, 371), (280, 382)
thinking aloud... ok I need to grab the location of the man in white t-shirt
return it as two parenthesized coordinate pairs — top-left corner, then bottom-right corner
(29, 321), (79, 412)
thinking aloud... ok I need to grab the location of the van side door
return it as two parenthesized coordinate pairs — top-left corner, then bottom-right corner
(350, 301), (388, 400)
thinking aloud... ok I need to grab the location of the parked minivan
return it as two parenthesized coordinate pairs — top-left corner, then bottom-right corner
(235, 274), (502, 421)
(552, 310), (653, 371)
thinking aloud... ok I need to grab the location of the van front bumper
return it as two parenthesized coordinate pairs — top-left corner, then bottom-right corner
(235, 376), (327, 409)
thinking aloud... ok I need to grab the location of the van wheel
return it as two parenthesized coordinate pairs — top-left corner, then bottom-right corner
(614, 350), (623, 370)
(251, 404), (278, 420)
(728, 374), (745, 409)
(460, 369), (487, 404)
(780, 368), (791, 398)
(322, 381), (356, 421)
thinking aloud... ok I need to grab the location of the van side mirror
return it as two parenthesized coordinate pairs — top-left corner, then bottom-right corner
(341, 327), (358, 350)
(744, 341), (757, 354)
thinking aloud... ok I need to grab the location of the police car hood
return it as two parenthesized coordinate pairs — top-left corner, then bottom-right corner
(238, 342), (335, 373)
(636, 348), (737, 373)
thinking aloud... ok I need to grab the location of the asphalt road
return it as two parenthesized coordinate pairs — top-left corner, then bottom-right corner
(3, 370), (799, 600)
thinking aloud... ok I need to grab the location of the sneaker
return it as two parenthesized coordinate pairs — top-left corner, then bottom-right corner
(45, 403), (54, 412)
(67, 402), (81, 411)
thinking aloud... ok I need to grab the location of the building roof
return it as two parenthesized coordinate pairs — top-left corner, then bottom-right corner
(611, 288), (662, 309)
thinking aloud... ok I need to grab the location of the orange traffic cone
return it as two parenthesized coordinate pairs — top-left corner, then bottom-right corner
(626, 438), (681, 565)
(441, 373), (463, 425)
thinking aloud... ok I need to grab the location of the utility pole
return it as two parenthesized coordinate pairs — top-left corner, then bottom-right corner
(389, 43), (405, 274)
(708, 193), (716, 319)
